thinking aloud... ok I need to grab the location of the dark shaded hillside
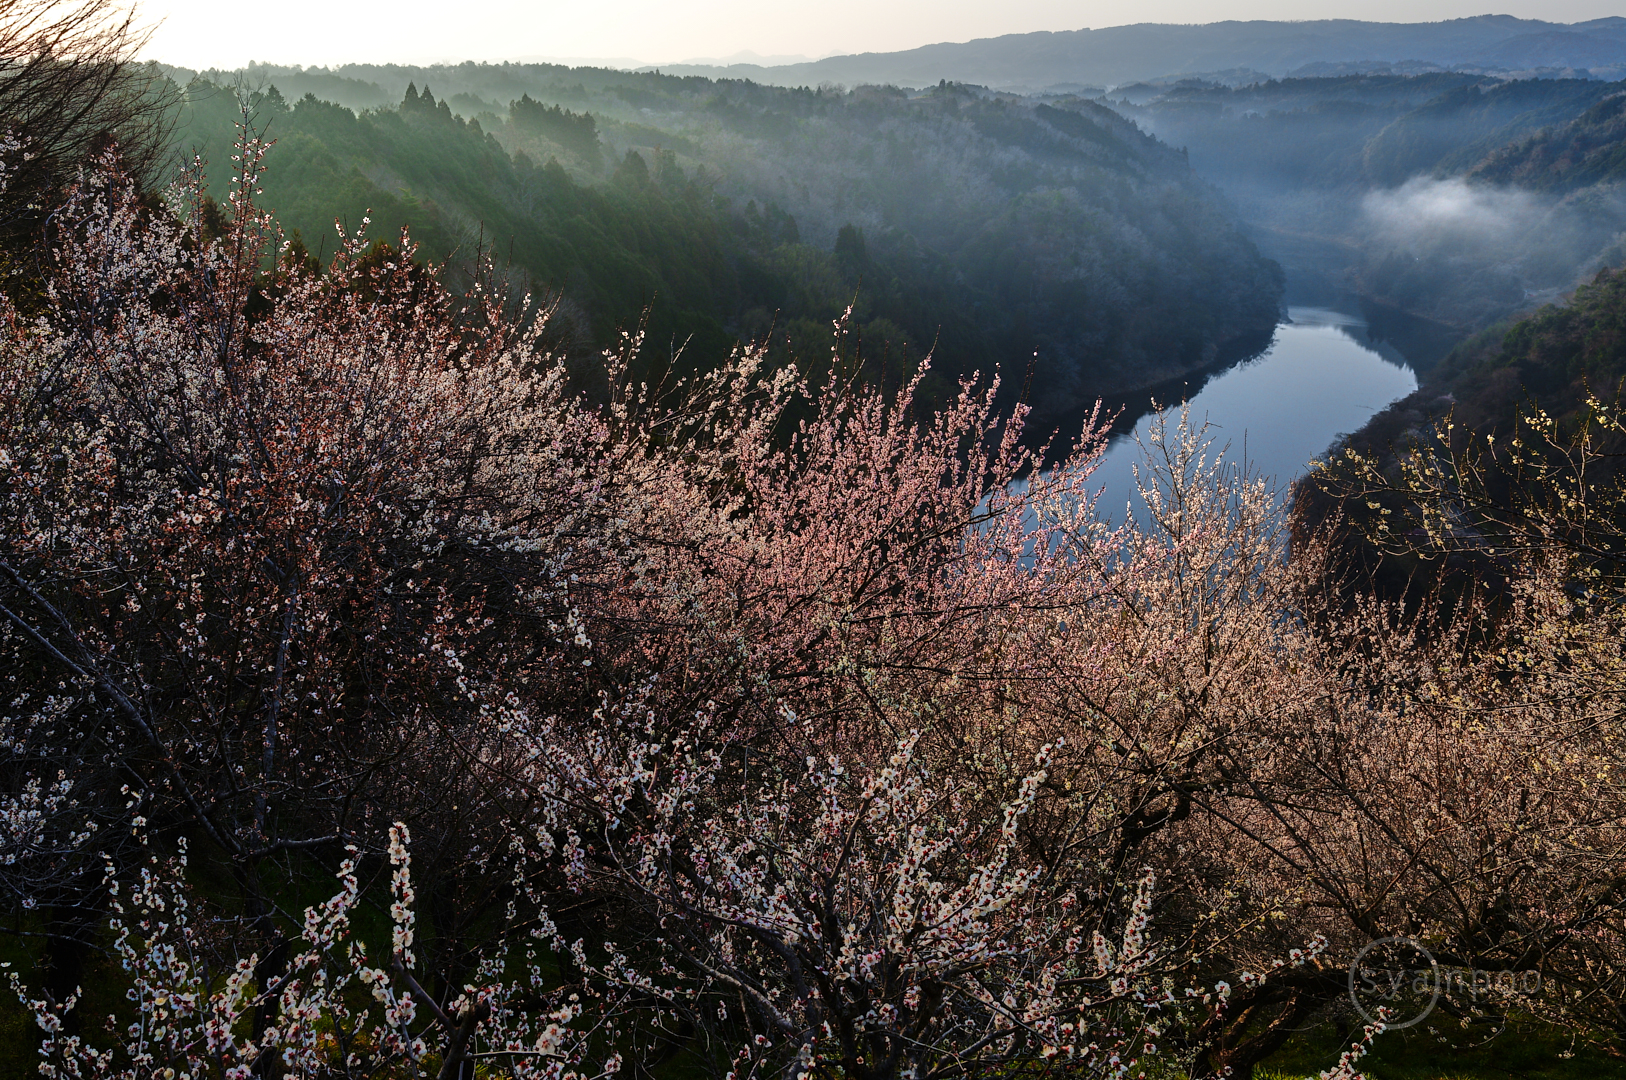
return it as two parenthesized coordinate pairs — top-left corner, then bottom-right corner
(177, 81), (774, 386)
(1345, 264), (1626, 450)
(1297, 264), (1626, 600)
(1229, 77), (1626, 599)
(1470, 90), (1626, 191)
(1359, 77), (1617, 182)
(172, 71), (1282, 417)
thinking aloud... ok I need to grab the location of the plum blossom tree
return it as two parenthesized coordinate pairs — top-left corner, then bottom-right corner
(1283, 399), (1626, 1055)
(0, 126), (1431, 1080)
(0, 130), (612, 1030)
(15, 824), (623, 1080)
(0, 0), (174, 235)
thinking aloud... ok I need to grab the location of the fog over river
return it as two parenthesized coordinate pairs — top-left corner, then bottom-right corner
(1083, 306), (1421, 521)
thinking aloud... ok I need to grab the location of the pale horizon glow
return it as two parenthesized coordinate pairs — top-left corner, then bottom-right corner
(136, 0), (1625, 72)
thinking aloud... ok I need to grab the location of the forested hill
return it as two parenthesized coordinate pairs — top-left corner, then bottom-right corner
(1469, 90), (1626, 191)
(1336, 265), (1626, 460)
(1128, 73), (1617, 187)
(167, 68), (1282, 417)
(1297, 263), (1626, 606)
(1116, 74), (1626, 333)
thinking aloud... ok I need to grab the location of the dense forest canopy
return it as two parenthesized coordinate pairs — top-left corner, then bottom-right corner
(163, 63), (1283, 418)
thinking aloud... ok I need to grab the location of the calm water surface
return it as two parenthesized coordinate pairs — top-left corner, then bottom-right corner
(1084, 306), (1419, 522)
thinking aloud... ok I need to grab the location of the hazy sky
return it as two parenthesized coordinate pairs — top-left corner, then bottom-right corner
(138, 0), (1622, 70)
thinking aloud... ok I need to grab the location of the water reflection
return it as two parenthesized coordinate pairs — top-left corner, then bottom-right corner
(1079, 306), (1420, 523)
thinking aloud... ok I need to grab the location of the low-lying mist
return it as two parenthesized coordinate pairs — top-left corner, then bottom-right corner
(1363, 177), (1544, 254)
(1114, 75), (1626, 333)
(1357, 176), (1626, 326)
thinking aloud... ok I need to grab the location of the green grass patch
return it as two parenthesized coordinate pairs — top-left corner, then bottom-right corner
(1261, 1012), (1622, 1079)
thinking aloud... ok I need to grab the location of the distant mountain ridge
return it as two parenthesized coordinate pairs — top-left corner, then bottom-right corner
(646, 17), (1626, 92)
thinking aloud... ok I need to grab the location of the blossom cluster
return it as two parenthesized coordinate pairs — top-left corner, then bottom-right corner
(6, 112), (1626, 1080)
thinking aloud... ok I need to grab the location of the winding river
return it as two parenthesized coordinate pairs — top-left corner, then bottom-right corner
(1082, 305), (1422, 521)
